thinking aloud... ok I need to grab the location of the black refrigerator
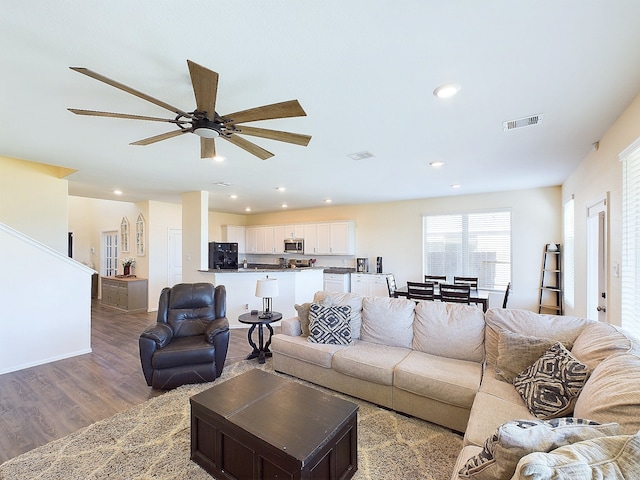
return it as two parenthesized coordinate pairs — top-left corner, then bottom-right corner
(208, 242), (239, 270)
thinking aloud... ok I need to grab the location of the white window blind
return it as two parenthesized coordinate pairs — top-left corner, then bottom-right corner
(621, 141), (640, 338)
(423, 210), (511, 290)
(563, 198), (575, 308)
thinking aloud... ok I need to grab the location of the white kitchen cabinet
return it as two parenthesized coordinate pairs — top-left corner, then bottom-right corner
(245, 226), (258, 253)
(323, 273), (351, 293)
(304, 221), (355, 255)
(284, 224), (305, 239)
(350, 273), (391, 297)
(222, 225), (246, 253)
(273, 225), (286, 254)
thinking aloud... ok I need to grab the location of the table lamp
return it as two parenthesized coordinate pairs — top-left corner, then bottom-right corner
(255, 277), (279, 319)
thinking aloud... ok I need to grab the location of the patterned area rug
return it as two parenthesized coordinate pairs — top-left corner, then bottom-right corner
(0, 360), (462, 480)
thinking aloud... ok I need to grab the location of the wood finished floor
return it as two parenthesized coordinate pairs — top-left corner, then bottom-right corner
(0, 301), (274, 464)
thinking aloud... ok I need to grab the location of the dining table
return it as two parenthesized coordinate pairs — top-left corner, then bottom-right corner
(393, 285), (490, 312)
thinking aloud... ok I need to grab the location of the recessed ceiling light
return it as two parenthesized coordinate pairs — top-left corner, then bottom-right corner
(276, 187), (286, 192)
(324, 199), (332, 204)
(213, 181), (231, 187)
(281, 204), (288, 208)
(433, 83), (461, 98)
(113, 189), (122, 195)
(451, 184), (462, 189)
(229, 194), (238, 199)
(245, 207), (251, 212)
(429, 161), (445, 167)
(213, 155), (225, 162)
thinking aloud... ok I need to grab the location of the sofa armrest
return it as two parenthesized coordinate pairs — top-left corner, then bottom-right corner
(140, 322), (173, 348)
(281, 317), (302, 337)
(205, 317), (230, 343)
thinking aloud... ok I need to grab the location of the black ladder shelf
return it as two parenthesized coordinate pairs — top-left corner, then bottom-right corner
(538, 243), (563, 315)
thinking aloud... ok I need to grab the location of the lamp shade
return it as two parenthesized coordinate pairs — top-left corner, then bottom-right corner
(255, 278), (279, 298)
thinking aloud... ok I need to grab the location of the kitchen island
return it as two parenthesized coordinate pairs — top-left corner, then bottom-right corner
(196, 267), (323, 328)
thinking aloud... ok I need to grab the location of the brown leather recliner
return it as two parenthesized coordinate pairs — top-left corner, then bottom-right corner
(139, 283), (229, 390)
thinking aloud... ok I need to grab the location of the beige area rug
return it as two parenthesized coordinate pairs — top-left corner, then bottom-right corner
(0, 360), (463, 480)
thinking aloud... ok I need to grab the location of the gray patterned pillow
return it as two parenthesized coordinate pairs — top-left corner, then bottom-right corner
(513, 342), (590, 419)
(308, 303), (352, 345)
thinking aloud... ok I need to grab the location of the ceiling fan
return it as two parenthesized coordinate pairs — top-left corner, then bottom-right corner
(68, 60), (311, 160)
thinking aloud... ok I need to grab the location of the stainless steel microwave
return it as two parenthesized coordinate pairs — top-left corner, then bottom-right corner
(284, 238), (304, 253)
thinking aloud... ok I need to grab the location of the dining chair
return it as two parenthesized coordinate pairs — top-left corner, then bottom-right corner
(453, 276), (478, 290)
(439, 283), (471, 304)
(386, 274), (398, 297)
(424, 275), (447, 285)
(502, 282), (511, 308)
(407, 281), (435, 301)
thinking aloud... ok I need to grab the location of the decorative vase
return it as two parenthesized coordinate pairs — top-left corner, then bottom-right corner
(124, 265), (131, 276)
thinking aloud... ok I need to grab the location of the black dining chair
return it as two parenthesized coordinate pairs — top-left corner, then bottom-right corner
(439, 283), (471, 304)
(407, 281), (435, 301)
(424, 275), (447, 286)
(502, 282), (511, 308)
(453, 276), (478, 290)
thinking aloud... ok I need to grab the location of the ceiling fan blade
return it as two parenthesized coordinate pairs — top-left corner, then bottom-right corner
(68, 108), (183, 124)
(130, 128), (191, 146)
(70, 67), (193, 118)
(187, 60), (219, 119)
(223, 134), (274, 160)
(233, 125), (311, 146)
(201, 138), (216, 158)
(222, 100), (306, 125)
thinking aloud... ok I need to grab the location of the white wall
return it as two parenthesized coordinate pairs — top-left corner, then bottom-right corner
(0, 223), (94, 374)
(0, 156), (70, 254)
(562, 91), (640, 325)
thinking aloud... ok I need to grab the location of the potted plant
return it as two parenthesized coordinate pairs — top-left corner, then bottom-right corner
(121, 257), (135, 276)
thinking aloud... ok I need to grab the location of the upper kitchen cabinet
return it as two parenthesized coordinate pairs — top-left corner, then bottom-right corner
(222, 225), (246, 253)
(284, 224), (305, 239)
(304, 221), (355, 255)
(273, 225), (286, 254)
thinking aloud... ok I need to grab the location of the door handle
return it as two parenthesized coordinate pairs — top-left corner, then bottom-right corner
(596, 306), (606, 312)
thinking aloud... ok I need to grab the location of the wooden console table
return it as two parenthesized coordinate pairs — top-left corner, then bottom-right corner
(100, 276), (148, 313)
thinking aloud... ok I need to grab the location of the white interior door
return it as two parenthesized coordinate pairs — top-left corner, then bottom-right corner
(102, 230), (118, 277)
(586, 198), (607, 322)
(168, 228), (182, 286)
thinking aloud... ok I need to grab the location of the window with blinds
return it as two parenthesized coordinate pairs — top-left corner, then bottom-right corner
(621, 140), (640, 338)
(423, 210), (511, 290)
(563, 198), (575, 308)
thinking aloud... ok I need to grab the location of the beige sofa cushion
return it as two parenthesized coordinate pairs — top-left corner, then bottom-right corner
(514, 431), (640, 479)
(413, 301), (485, 362)
(574, 351), (640, 434)
(394, 351), (482, 409)
(313, 291), (364, 339)
(571, 321), (633, 370)
(360, 296), (415, 348)
(332, 340), (411, 385)
(271, 333), (347, 368)
(484, 308), (591, 368)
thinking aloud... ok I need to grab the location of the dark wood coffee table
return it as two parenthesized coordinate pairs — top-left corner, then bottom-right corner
(190, 369), (358, 480)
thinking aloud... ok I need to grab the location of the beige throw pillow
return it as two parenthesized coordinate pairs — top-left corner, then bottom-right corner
(294, 303), (311, 336)
(495, 330), (573, 383)
(458, 418), (619, 479)
(514, 432), (640, 479)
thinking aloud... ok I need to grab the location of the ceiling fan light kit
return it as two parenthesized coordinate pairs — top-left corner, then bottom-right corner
(69, 60), (311, 160)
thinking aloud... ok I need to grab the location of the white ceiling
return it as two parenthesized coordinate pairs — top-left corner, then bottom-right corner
(3, 1), (640, 214)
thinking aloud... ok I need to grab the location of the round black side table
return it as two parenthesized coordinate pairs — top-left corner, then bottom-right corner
(238, 311), (283, 364)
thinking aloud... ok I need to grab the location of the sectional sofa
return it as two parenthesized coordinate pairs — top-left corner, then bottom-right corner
(271, 291), (640, 479)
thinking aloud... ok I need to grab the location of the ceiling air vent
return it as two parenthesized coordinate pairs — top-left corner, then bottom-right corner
(503, 114), (543, 131)
(347, 151), (375, 161)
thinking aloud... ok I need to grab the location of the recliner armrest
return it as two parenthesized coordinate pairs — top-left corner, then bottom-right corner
(140, 323), (174, 348)
(205, 317), (230, 343)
